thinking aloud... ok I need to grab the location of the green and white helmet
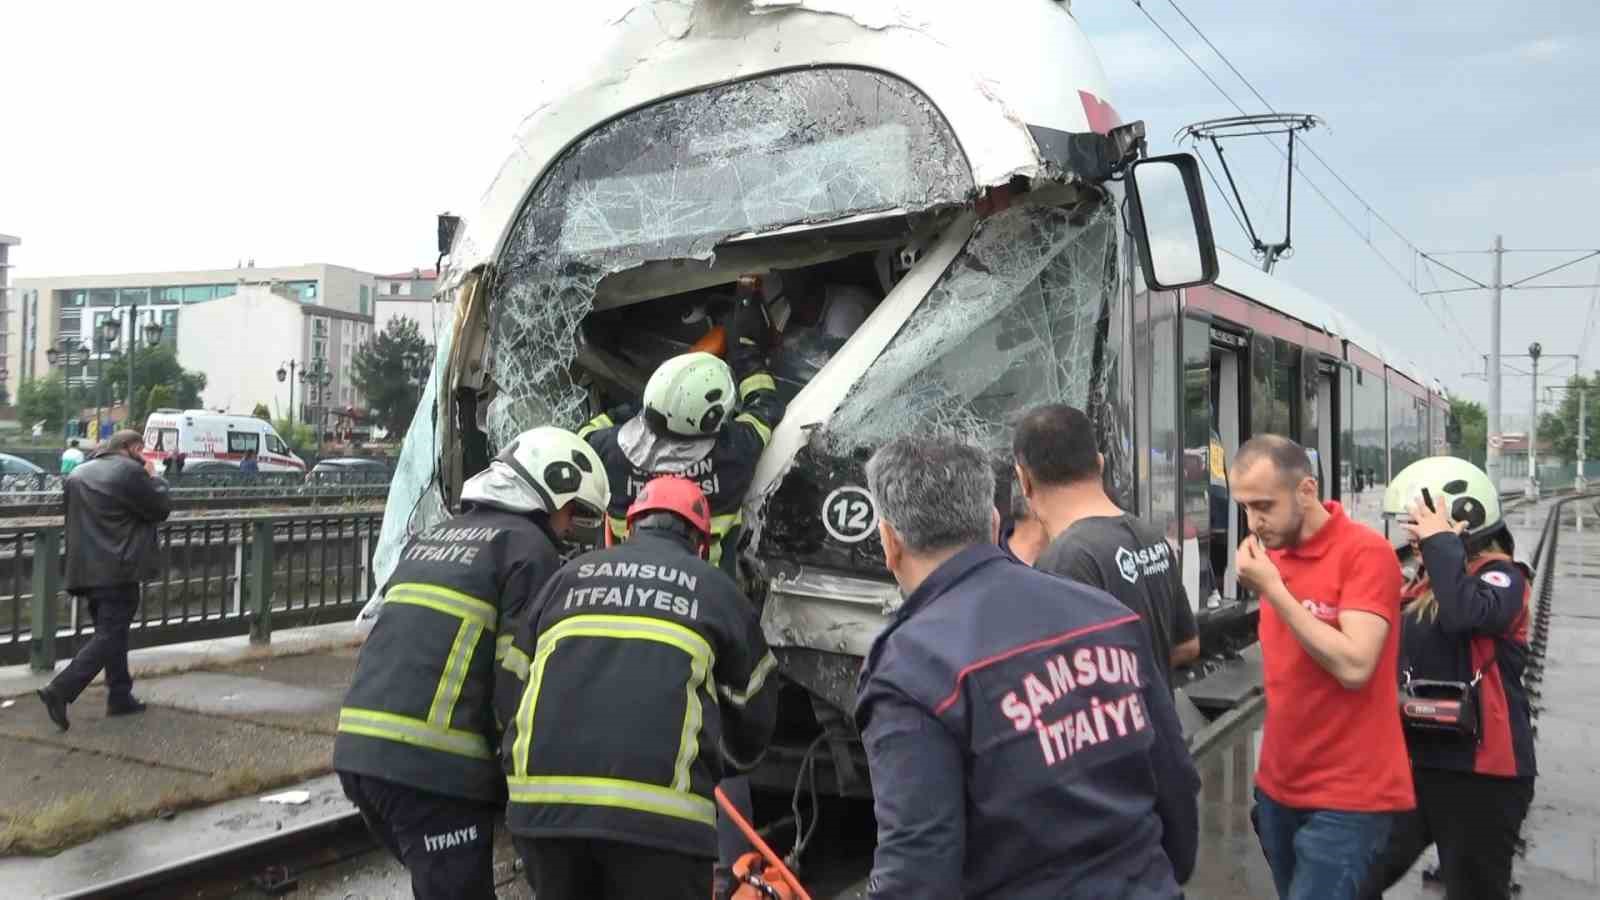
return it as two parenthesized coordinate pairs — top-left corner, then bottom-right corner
(642, 351), (738, 439)
(1382, 455), (1501, 535)
(461, 426), (609, 519)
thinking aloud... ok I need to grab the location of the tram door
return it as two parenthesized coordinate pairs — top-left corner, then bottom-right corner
(1209, 329), (1248, 603)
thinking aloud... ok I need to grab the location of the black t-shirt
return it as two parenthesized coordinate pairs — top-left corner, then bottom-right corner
(1035, 514), (1198, 682)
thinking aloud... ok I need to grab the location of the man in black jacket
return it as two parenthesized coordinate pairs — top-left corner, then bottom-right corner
(37, 430), (172, 731)
(857, 435), (1200, 900)
(334, 426), (610, 900)
(499, 475), (777, 900)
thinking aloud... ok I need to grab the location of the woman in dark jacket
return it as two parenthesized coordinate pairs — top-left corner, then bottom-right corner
(1365, 457), (1536, 899)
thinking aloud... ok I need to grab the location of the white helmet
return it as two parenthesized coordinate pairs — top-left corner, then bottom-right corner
(1382, 455), (1501, 536)
(642, 352), (738, 439)
(460, 426), (609, 519)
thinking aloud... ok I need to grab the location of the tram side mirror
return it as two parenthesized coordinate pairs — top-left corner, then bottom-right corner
(1127, 154), (1220, 291)
(1446, 413), (1462, 447)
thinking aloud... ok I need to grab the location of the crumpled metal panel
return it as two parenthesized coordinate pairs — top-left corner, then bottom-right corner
(485, 67), (973, 448)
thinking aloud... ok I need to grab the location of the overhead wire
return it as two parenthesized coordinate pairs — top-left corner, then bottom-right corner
(1137, 0), (1478, 362)
(1578, 261), (1600, 370)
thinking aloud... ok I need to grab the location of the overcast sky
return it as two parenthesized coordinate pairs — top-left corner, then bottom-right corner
(3, 1), (1597, 421)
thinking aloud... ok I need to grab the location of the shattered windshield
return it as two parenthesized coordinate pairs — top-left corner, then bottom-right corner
(487, 67), (973, 447)
(759, 198), (1124, 569)
(823, 199), (1119, 456)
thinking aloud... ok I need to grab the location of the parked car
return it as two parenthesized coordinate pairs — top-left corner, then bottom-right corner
(304, 457), (391, 486)
(0, 452), (50, 493)
(0, 453), (44, 476)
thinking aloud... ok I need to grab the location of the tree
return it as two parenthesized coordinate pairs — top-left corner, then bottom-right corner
(274, 417), (318, 457)
(101, 344), (207, 426)
(145, 385), (176, 418)
(1537, 372), (1600, 463)
(16, 374), (68, 434)
(1447, 394), (1487, 467)
(352, 317), (432, 438)
(251, 403), (272, 422)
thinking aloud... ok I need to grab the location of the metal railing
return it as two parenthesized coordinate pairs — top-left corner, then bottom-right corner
(0, 510), (382, 669)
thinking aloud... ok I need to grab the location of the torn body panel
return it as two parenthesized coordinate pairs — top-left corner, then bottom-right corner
(375, 1), (1145, 783)
(442, 0), (1115, 286)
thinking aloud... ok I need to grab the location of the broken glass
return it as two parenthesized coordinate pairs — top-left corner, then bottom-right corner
(758, 198), (1130, 570)
(821, 199), (1122, 458)
(366, 328), (452, 608)
(486, 67), (974, 449)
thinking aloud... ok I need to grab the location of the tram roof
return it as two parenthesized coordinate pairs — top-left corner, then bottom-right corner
(1213, 251), (1433, 390)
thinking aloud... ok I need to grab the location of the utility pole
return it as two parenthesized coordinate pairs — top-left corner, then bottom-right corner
(1527, 342), (1541, 499)
(1580, 387), (1588, 493)
(1486, 235), (1504, 492)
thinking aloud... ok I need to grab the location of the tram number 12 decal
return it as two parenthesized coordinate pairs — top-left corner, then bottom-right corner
(822, 486), (879, 544)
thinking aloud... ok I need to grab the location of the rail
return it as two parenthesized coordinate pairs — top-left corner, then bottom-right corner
(0, 509), (382, 668)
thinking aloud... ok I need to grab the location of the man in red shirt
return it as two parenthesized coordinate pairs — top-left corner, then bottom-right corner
(1230, 435), (1412, 900)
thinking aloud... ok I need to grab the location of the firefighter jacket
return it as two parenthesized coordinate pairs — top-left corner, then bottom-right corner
(334, 506), (563, 803)
(580, 344), (785, 570)
(856, 544), (1201, 900)
(497, 532), (778, 858)
(1400, 535), (1537, 778)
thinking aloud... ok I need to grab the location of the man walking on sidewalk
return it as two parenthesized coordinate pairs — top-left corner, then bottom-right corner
(37, 430), (172, 731)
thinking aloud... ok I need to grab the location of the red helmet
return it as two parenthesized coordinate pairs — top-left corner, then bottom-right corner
(625, 476), (713, 555)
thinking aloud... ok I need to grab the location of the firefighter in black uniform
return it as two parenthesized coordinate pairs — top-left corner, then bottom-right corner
(334, 426), (610, 899)
(579, 273), (786, 572)
(498, 475), (778, 900)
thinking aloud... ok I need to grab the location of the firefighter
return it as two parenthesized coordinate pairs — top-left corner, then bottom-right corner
(498, 476), (778, 900)
(333, 426), (610, 900)
(1363, 457), (1536, 899)
(579, 274), (785, 573)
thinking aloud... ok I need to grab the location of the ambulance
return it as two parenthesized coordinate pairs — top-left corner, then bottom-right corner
(142, 409), (306, 473)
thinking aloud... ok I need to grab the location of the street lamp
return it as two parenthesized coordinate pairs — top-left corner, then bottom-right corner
(1527, 342), (1543, 499)
(293, 356), (333, 453)
(106, 308), (165, 423)
(45, 337), (93, 439)
(276, 360), (298, 425)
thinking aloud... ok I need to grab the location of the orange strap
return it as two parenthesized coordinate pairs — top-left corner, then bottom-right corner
(714, 785), (811, 900)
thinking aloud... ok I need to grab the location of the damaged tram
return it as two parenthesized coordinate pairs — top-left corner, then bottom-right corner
(370, 1), (1447, 800)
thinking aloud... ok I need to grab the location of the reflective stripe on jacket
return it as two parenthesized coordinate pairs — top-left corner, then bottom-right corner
(334, 507), (562, 802)
(498, 533), (777, 857)
(582, 371), (785, 570)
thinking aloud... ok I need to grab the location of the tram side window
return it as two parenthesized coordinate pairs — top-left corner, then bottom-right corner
(1349, 366), (1389, 534)
(1388, 383), (1423, 484)
(1181, 316), (1216, 608)
(1250, 334), (1299, 440)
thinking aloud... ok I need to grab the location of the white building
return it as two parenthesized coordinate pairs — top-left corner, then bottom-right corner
(373, 268), (446, 345)
(178, 285), (373, 429)
(9, 262), (379, 407)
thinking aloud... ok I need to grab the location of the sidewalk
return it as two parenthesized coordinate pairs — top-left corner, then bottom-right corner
(0, 623), (360, 861)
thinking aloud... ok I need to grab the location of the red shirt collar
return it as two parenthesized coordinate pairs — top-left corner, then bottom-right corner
(1276, 501), (1346, 560)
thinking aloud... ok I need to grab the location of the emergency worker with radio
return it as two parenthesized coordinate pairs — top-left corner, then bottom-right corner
(334, 426), (609, 900)
(579, 273), (786, 572)
(498, 476), (777, 900)
(1363, 457), (1537, 900)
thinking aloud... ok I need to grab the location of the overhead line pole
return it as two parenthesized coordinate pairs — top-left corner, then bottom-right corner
(1488, 236), (1503, 492)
